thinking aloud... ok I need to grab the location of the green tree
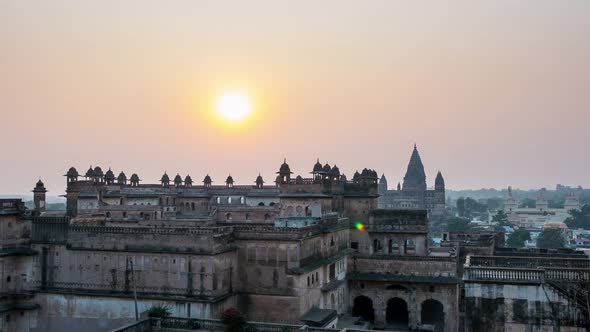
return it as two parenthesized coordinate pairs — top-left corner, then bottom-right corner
(507, 229), (531, 248)
(565, 205), (590, 230)
(536, 228), (566, 249)
(492, 210), (509, 227)
(447, 217), (472, 232)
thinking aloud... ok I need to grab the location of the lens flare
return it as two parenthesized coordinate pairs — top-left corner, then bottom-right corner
(355, 222), (365, 231)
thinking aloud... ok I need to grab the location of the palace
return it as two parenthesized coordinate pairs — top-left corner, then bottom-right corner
(1, 158), (589, 332)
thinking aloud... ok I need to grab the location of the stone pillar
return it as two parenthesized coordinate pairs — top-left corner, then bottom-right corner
(409, 287), (418, 329)
(374, 294), (386, 329)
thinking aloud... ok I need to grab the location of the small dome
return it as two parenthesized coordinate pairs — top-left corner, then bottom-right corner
(340, 174), (347, 182)
(275, 174), (283, 183)
(331, 165), (340, 176)
(255, 174), (264, 184)
(85, 166), (94, 178)
(295, 175), (304, 184)
(184, 175), (193, 184)
(130, 173), (140, 182)
(174, 174), (183, 184)
(66, 167), (79, 177)
(117, 171), (127, 181)
(203, 174), (212, 184)
(353, 171), (360, 179)
(279, 158), (292, 174)
(313, 159), (323, 172)
(93, 166), (104, 177)
(35, 179), (45, 188)
(226, 175), (234, 184)
(104, 168), (115, 181)
(323, 163), (331, 173)
(160, 172), (170, 183)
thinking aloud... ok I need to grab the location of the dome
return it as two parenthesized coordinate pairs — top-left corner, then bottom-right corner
(353, 171), (360, 179)
(117, 172), (127, 182)
(226, 175), (234, 184)
(35, 179), (45, 188)
(184, 175), (193, 184)
(323, 163), (332, 173)
(313, 159), (323, 173)
(66, 167), (79, 177)
(278, 158), (292, 174)
(331, 165), (340, 176)
(275, 174), (283, 183)
(295, 175), (304, 184)
(340, 174), (347, 182)
(255, 174), (264, 184)
(104, 168), (115, 181)
(130, 173), (140, 182)
(203, 174), (212, 183)
(160, 172), (170, 183)
(174, 174), (183, 184)
(93, 166), (104, 177)
(85, 166), (95, 178)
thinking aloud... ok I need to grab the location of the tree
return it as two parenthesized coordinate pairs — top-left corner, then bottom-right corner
(447, 217), (472, 232)
(507, 229), (531, 248)
(565, 204), (590, 230)
(536, 228), (566, 249)
(492, 210), (509, 227)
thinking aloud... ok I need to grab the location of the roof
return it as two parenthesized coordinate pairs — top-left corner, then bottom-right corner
(300, 307), (337, 327)
(348, 272), (459, 284)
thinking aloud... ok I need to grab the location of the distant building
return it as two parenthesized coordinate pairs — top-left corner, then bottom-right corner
(503, 187), (580, 229)
(378, 145), (446, 220)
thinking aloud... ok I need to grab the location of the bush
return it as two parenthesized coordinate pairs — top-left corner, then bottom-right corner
(221, 308), (246, 332)
(146, 304), (172, 318)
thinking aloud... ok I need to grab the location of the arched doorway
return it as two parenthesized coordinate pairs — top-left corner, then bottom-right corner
(352, 296), (375, 322)
(386, 298), (409, 328)
(421, 299), (445, 332)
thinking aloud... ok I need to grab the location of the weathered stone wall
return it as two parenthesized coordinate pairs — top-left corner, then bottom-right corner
(26, 292), (236, 332)
(464, 283), (584, 332)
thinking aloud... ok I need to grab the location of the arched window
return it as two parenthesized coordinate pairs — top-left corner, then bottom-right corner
(191, 202), (195, 211)
(120, 198), (124, 205)
(106, 212), (111, 218)
(258, 202), (265, 206)
(265, 213), (271, 221)
(226, 213), (232, 221)
(373, 239), (382, 253)
(123, 212), (127, 218)
(246, 213), (251, 221)
(240, 197), (245, 204)
(216, 197), (221, 204)
(228, 197), (232, 204)
(6, 276), (11, 283)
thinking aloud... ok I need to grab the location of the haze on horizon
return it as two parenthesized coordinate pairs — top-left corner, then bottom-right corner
(1, 0), (589, 196)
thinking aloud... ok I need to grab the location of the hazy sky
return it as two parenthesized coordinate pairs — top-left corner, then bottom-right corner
(1, 0), (589, 196)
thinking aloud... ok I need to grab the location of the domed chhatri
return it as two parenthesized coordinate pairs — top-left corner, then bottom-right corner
(312, 159), (323, 173)
(117, 171), (127, 185)
(255, 174), (264, 188)
(174, 174), (183, 187)
(203, 174), (212, 188)
(226, 175), (234, 188)
(160, 172), (170, 186)
(85, 166), (95, 178)
(130, 173), (140, 187)
(65, 167), (79, 183)
(104, 168), (115, 184)
(184, 175), (193, 187)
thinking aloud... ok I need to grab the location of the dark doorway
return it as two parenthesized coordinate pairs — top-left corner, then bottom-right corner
(421, 299), (444, 332)
(386, 298), (409, 328)
(352, 296), (375, 322)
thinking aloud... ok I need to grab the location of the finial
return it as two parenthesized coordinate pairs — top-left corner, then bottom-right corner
(284, 158), (287, 163)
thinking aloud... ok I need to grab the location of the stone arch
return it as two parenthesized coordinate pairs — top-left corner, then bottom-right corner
(386, 297), (409, 328)
(421, 299), (445, 332)
(352, 295), (374, 322)
(258, 202), (265, 206)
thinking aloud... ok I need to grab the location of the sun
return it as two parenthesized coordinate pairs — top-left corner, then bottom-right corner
(216, 92), (252, 121)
